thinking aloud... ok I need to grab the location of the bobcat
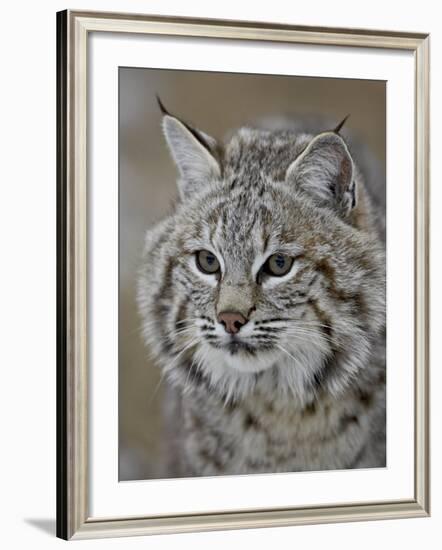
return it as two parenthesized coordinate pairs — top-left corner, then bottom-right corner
(137, 99), (386, 477)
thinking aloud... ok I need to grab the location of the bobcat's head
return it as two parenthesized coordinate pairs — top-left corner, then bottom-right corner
(137, 101), (385, 404)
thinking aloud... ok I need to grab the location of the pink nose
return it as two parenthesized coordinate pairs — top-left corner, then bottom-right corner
(217, 311), (247, 334)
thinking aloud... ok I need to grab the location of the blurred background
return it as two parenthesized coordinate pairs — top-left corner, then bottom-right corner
(119, 67), (386, 481)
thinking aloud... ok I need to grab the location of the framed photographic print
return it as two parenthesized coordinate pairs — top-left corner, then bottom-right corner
(56, 9), (430, 540)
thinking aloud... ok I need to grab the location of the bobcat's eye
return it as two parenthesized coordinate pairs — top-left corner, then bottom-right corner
(195, 250), (221, 275)
(263, 253), (294, 277)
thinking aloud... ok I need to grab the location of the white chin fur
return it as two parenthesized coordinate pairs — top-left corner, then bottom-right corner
(204, 345), (279, 373)
(189, 335), (331, 404)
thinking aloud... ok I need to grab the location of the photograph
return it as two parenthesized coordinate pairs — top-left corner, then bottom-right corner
(119, 68), (387, 481)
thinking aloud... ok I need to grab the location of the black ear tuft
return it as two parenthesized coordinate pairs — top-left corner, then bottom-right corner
(156, 96), (215, 154)
(333, 114), (350, 134)
(156, 94), (171, 116)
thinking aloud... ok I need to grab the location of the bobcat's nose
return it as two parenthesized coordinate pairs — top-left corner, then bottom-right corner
(218, 311), (247, 334)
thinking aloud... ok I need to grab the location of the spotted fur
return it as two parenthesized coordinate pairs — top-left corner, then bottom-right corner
(137, 108), (386, 476)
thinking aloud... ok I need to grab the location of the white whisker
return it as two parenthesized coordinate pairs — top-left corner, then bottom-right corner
(165, 336), (201, 373)
(149, 370), (167, 403)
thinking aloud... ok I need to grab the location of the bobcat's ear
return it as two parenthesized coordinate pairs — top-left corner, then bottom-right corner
(159, 101), (221, 199)
(285, 132), (356, 216)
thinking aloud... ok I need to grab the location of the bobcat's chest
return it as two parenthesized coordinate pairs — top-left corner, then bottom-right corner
(182, 388), (372, 475)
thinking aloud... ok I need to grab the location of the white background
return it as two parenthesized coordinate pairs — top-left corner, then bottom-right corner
(90, 32), (414, 518)
(0, 0), (439, 548)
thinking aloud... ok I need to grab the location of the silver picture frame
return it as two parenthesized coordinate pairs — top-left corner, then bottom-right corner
(56, 9), (430, 540)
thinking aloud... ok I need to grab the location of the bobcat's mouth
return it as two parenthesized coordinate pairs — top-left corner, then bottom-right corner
(205, 334), (276, 357)
(197, 315), (281, 358)
(225, 339), (256, 356)
(204, 336), (258, 356)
